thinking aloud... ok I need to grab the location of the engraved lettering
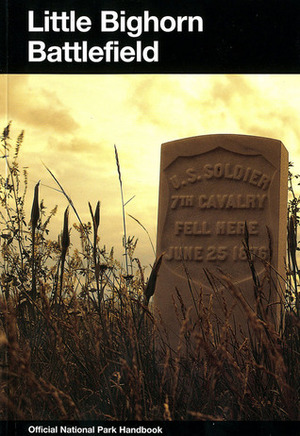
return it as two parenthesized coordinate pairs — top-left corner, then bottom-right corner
(249, 169), (262, 186)
(227, 221), (237, 234)
(165, 246), (204, 261)
(216, 194), (228, 208)
(199, 164), (272, 190)
(236, 221), (246, 234)
(203, 164), (213, 179)
(174, 221), (184, 235)
(224, 163), (234, 179)
(184, 195), (194, 206)
(170, 175), (180, 189)
(218, 246), (227, 261)
(232, 245), (269, 261)
(215, 221), (259, 235)
(183, 246), (193, 260)
(257, 174), (271, 190)
(207, 246), (228, 261)
(186, 168), (197, 183)
(175, 221), (211, 235)
(248, 221), (259, 235)
(199, 195), (207, 208)
(169, 164), (272, 191)
(215, 221), (226, 235)
(237, 194), (246, 208)
(206, 246), (216, 261)
(234, 165), (244, 180)
(184, 222), (193, 235)
(207, 195), (217, 208)
(171, 195), (179, 209)
(246, 195), (256, 208)
(194, 247), (203, 261)
(171, 195), (194, 209)
(174, 247), (182, 260)
(225, 195), (236, 209)
(242, 167), (251, 182)
(214, 163), (223, 178)
(198, 194), (268, 209)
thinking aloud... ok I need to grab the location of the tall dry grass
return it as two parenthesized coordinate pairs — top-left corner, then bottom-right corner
(0, 124), (299, 420)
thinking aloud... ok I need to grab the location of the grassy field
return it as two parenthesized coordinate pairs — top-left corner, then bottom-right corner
(0, 124), (299, 420)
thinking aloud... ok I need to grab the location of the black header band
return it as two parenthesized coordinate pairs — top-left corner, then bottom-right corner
(2, 0), (300, 73)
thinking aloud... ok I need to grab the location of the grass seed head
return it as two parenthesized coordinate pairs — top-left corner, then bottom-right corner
(94, 200), (100, 230)
(31, 181), (40, 231)
(62, 206), (70, 254)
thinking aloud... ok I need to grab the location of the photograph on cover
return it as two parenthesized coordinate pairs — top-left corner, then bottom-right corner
(0, 73), (299, 421)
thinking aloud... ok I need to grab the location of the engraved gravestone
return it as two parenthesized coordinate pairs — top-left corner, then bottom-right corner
(155, 134), (288, 338)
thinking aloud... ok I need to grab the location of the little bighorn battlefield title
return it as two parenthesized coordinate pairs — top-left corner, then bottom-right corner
(27, 10), (203, 63)
(155, 135), (288, 337)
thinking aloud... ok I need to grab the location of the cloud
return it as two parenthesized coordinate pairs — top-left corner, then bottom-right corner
(47, 136), (109, 155)
(126, 76), (188, 130)
(200, 75), (300, 144)
(208, 75), (253, 106)
(6, 75), (79, 134)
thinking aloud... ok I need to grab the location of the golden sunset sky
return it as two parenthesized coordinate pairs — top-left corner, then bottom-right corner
(1, 74), (300, 271)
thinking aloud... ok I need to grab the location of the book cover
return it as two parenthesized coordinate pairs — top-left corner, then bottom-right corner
(1, 0), (300, 434)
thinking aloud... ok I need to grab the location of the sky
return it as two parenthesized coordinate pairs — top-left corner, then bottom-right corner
(0, 74), (300, 273)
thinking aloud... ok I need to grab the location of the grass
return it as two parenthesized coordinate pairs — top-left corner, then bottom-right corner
(0, 124), (299, 420)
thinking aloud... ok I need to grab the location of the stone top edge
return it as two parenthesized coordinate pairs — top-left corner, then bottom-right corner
(162, 133), (286, 148)
(160, 133), (288, 170)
